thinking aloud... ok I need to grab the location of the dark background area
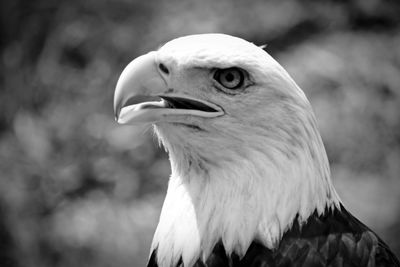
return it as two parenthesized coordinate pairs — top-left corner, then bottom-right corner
(0, 0), (400, 266)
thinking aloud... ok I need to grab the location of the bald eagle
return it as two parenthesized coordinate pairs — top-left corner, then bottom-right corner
(113, 34), (399, 267)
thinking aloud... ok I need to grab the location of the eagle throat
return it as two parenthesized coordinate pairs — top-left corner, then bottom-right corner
(150, 119), (341, 267)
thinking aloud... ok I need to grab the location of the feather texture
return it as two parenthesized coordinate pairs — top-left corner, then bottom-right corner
(148, 205), (400, 267)
(113, 34), (399, 267)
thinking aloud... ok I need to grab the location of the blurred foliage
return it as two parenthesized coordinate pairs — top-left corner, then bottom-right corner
(0, 0), (400, 266)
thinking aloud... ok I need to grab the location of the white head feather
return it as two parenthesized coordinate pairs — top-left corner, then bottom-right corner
(117, 34), (341, 267)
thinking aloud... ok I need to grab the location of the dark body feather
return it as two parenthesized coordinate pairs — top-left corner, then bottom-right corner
(148, 205), (400, 267)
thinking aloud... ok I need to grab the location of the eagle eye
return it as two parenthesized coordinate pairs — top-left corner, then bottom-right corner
(214, 68), (244, 89)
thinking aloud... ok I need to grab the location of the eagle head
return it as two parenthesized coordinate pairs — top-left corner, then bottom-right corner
(114, 34), (340, 267)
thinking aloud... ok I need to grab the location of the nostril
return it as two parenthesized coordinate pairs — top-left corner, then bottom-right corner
(158, 63), (169, 74)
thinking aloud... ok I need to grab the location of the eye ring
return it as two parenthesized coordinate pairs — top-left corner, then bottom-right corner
(214, 68), (244, 89)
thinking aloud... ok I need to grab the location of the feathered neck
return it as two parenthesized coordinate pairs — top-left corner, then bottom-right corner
(150, 117), (341, 267)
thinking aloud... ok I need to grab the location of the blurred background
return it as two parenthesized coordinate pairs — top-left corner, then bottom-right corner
(0, 0), (400, 266)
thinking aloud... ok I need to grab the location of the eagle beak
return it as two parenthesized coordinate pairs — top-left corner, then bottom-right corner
(113, 52), (224, 125)
(113, 51), (168, 123)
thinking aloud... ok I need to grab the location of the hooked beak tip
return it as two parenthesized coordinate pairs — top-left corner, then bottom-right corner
(113, 98), (122, 121)
(114, 106), (120, 121)
(112, 51), (165, 124)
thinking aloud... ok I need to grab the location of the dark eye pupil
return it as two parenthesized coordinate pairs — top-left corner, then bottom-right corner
(225, 73), (234, 82)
